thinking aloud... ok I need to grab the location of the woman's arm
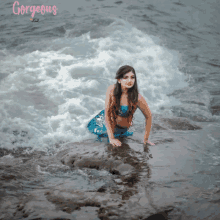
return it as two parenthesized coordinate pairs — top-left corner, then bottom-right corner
(105, 85), (122, 146)
(137, 94), (155, 145)
(105, 85), (115, 140)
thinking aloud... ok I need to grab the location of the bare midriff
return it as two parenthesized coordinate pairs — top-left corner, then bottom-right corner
(116, 116), (131, 128)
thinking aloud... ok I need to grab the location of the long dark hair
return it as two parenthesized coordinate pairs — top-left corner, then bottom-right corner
(113, 65), (139, 112)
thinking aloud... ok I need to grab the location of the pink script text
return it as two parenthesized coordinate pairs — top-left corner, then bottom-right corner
(13, 1), (57, 17)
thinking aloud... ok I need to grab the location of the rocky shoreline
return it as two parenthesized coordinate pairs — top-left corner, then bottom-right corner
(1, 115), (220, 220)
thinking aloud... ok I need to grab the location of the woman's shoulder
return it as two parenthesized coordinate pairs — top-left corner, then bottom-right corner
(106, 84), (115, 95)
(138, 93), (143, 101)
(137, 93), (146, 104)
(138, 93), (143, 98)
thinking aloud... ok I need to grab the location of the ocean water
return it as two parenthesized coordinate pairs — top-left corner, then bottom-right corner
(1, 0), (219, 152)
(1, 1), (220, 218)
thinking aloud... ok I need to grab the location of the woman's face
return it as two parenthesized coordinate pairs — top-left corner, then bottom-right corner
(118, 71), (135, 90)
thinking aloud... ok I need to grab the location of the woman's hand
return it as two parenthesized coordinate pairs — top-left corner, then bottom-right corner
(109, 138), (122, 147)
(144, 139), (155, 146)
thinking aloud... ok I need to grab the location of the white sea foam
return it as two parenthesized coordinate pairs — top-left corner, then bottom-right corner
(0, 19), (188, 151)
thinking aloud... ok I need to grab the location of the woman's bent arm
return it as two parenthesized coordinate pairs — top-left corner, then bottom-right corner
(105, 85), (115, 139)
(137, 94), (153, 143)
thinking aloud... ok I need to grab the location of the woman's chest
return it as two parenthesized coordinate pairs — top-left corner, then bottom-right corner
(120, 94), (129, 105)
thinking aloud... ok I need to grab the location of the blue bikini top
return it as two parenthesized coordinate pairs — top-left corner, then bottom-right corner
(117, 105), (129, 117)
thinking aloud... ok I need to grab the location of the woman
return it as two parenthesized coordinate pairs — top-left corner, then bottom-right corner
(87, 65), (154, 147)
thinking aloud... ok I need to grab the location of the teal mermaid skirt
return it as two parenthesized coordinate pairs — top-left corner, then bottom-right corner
(87, 110), (133, 141)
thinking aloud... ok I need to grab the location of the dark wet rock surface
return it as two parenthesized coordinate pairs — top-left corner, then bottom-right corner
(161, 117), (202, 130)
(211, 105), (220, 115)
(0, 117), (220, 219)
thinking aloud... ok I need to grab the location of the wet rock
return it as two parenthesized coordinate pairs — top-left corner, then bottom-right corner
(171, 104), (213, 122)
(154, 138), (174, 145)
(2, 126), (219, 220)
(74, 157), (123, 171)
(121, 190), (135, 200)
(45, 189), (121, 212)
(74, 206), (100, 220)
(139, 196), (150, 207)
(167, 86), (210, 108)
(61, 152), (78, 166)
(121, 173), (140, 187)
(42, 187), (173, 219)
(210, 105), (220, 115)
(112, 164), (134, 176)
(61, 153), (135, 177)
(0, 155), (23, 166)
(17, 203), (24, 211)
(0, 148), (11, 158)
(74, 157), (109, 169)
(161, 117), (202, 130)
(14, 190), (72, 219)
(0, 174), (16, 181)
(210, 198), (220, 204)
(152, 123), (167, 132)
(179, 202), (220, 220)
(114, 178), (123, 183)
(0, 147), (46, 159)
(97, 186), (107, 192)
(0, 196), (19, 220)
(144, 210), (171, 220)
